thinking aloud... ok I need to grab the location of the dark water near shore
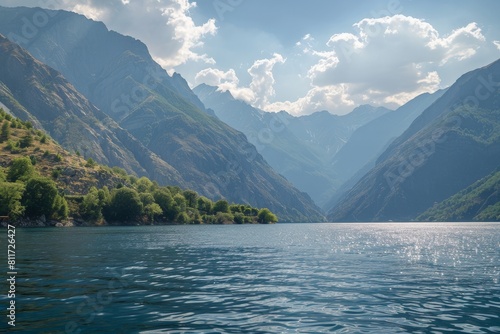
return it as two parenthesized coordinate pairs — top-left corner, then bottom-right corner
(1, 223), (499, 333)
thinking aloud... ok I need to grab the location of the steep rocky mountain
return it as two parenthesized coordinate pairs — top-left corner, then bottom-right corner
(328, 59), (500, 221)
(0, 109), (128, 196)
(0, 34), (183, 187)
(194, 83), (390, 207)
(0, 7), (323, 222)
(323, 89), (446, 212)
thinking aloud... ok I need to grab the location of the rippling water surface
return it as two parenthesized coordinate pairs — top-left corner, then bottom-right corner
(1, 223), (499, 333)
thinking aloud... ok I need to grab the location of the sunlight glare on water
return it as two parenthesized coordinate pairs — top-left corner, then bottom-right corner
(1, 223), (499, 333)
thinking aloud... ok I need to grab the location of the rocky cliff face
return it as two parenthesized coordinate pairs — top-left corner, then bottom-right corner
(0, 34), (183, 187)
(328, 59), (500, 221)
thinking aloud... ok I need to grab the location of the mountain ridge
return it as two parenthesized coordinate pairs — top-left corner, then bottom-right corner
(194, 83), (391, 207)
(0, 7), (323, 222)
(0, 33), (184, 187)
(328, 58), (500, 222)
(323, 89), (447, 212)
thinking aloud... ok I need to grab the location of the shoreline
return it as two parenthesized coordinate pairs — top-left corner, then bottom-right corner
(0, 217), (275, 228)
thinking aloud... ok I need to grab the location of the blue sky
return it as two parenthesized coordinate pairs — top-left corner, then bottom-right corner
(0, 0), (499, 115)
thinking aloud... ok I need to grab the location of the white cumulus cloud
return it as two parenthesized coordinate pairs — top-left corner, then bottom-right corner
(157, 0), (217, 68)
(265, 85), (355, 116)
(194, 68), (255, 103)
(248, 53), (285, 108)
(286, 15), (490, 114)
(195, 53), (285, 109)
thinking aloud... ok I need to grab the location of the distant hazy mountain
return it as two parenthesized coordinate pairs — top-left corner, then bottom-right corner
(194, 83), (390, 207)
(0, 7), (323, 222)
(328, 59), (500, 221)
(323, 89), (446, 212)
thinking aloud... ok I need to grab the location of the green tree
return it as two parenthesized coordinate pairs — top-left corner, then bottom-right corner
(183, 190), (198, 208)
(0, 167), (6, 182)
(213, 199), (230, 214)
(80, 187), (102, 220)
(85, 158), (96, 168)
(0, 182), (25, 219)
(98, 187), (111, 207)
(244, 206), (258, 216)
(144, 203), (162, 223)
(22, 177), (58, 217)
(0, 121), (10, 142)
(173, 193), (187, 212)
(140, 192), (155, 206)
(197, 196), (212, 214)
(233, 212), (244, 224)
(230, 204), (242, 213)
(176, 211), (190, 224)
(19, 133), (34, 148)
(257, 208), (278, 224)
(105, 187), (143, 222)
(128, 175), (138, 185)
(162, 193), (186, 221)
(216, 212), (234, 224)
(52, 194), (69, 220)
(29, 155), (37, 166)
(135, 176), (154, 193)
(7, 157), (35, 182)
(153, 189), (173, 214)
(167, 185), (181, 196)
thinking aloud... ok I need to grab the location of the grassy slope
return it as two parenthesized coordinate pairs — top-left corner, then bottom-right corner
(0, 114), (127, 196)
(418, 169), (500, 221)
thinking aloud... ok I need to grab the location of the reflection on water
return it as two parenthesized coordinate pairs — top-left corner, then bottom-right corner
(1, 223), (499, 333)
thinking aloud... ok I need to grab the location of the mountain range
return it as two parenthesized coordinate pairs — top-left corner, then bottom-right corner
(194, 83), (391, 207)
(194, 84), (447, 211)
(328, 59), (500, 221)
(194, 61), (500, 222)
(0, 6), (323, 223)
(0, 5), (498, 222)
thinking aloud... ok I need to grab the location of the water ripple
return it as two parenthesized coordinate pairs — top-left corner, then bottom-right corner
(1, 223), (499, 333)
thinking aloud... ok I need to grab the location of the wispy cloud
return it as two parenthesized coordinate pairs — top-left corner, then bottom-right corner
(0, 0), (218, 70)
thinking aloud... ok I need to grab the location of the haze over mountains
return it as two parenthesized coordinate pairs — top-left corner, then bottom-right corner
(195, 84), (447, 210)
(0, 5), (498, 222)
(195, 60), (500, 222)
(195, 83), (391, 207)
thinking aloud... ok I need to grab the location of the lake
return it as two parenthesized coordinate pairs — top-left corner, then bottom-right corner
(1, 223), (499, 333)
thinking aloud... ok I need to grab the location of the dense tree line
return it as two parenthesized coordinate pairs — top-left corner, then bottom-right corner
(0, 110), (278, 225)
(77, 177), (277, 224)
(0, 157), (69, 221)
(0, 158), (278, 224)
